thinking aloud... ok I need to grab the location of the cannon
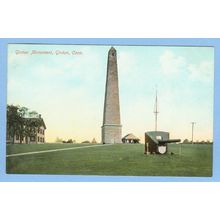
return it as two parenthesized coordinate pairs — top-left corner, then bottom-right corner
(144, 131), (181, 155)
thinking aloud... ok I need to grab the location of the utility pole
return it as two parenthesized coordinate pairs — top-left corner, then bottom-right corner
(154, 87), (159, 132)
(191, 122), (196, 144)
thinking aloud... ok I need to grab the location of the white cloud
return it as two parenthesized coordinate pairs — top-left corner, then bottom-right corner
(188, 61), (214, 82)
(159, 50), (214, 83)
(159, 50), (186, 75)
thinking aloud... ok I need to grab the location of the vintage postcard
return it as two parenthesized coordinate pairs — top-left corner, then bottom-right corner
(0, 39), (219, 181)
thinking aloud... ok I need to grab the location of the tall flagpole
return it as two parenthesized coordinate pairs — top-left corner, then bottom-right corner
(154, 86), (159, 132)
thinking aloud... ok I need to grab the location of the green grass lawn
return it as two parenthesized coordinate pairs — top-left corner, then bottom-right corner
(6, 143), (213, 177)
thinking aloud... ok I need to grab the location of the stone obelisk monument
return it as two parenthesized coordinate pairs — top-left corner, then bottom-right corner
(102, 47), (122, 144)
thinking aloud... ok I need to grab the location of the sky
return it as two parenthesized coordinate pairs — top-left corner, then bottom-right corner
(7, 44), (214, 143)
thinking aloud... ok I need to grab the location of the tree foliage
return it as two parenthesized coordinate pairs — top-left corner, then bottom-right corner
(7, 105), (41, 144)
(7, 105), (21, 144)
(55, 137), (63, 143)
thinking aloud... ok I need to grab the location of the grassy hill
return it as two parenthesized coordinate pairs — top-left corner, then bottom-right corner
(6, 143), (212, 176)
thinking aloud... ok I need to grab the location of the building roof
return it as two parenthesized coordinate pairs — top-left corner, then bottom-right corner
(122, 133), (140, 141)
(24, 117), (46, 129)
(145, 131), (169, 136)
(145, 131), (169, 144)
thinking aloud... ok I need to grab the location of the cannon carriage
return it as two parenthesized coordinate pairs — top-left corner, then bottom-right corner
(144, 131), (181, 155)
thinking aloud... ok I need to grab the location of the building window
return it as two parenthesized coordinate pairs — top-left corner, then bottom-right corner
(38, 128), (40, 133)
(38, 137), (40, 142)
(42, 138), (44, 143)
(42, 130), (44, 135)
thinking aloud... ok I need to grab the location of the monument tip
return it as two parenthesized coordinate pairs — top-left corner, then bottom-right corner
(109, 46), (116, 51)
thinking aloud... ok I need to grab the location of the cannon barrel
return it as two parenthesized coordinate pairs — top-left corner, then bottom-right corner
(158, 139), (181, 144)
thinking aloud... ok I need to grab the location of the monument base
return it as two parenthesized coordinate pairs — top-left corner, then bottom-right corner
(101, 124), (122, 144)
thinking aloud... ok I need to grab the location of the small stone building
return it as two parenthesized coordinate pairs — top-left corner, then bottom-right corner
(122, 133), (140, 144)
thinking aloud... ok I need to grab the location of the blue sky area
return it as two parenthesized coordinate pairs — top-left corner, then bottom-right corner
(7, 44), (214, 143)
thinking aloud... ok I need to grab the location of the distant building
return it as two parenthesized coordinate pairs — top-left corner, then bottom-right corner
(7, 116), (46, 144)
(91, 138), (97, 144)
(122, 133), (140, 144)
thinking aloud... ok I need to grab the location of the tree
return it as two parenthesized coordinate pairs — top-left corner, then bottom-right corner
(17, 107), (29, 144)
(19, 107), (29, 118)
(55, 137), (63, 143)
(28, 111), (39, 118)
(82, 140), (90, 144)
(67, 139), (73, 143)
(7, 105), (22, 144)
(183, 139), (189, 144)
(91, 138), (97, 144)
(24, 118), (41, 143)
(18, 108), (40, 144)
(7, 105), (41, 144)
